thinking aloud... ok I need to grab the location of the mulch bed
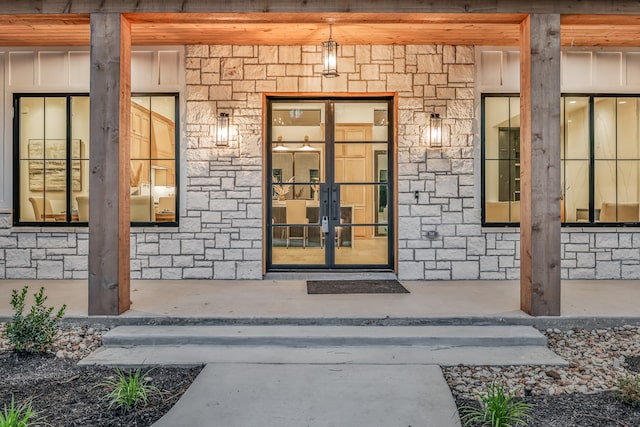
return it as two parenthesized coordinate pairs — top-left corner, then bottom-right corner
(626, 355), (640, 373)
(0, 351), (202, 427)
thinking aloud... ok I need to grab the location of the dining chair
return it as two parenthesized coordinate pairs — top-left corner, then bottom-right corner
(131, 195), (156, 222)
(28, 197), (55, 221)
(285, 199), (308, 248)
(76, 195), (89, 222)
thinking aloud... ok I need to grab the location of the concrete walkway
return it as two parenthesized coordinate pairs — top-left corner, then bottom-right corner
(153, 364), (462, 427)
(80, 325), (566, 427)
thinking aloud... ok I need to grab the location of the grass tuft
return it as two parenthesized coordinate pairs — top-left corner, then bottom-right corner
(0, 396), (39, 427)
(102, 368), (159, 411)
(459, 380), (534, 427)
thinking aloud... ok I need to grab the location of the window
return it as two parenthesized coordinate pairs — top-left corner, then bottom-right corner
(130, 95), (178, 225)
(483, 96), (521, 224)
(483, 95), (640, 226)
(14, 94), (178, 225)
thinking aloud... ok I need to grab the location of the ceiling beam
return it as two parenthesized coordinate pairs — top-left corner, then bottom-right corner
(1, 1), (640, 15)
(0, 12), (639, 47)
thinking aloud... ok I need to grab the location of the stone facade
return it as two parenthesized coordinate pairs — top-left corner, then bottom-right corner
(1, 44), (640, 280)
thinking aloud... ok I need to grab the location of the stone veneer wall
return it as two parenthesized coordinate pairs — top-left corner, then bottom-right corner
(2, 44), (640, 280)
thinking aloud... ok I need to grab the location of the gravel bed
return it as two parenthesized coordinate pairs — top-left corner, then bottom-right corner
(443, 325), (640, 399)
(0, 322), (107, 359)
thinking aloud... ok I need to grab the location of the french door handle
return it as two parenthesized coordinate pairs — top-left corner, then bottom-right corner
(331, 185), (340, 221)
(320, 183), (330, 222)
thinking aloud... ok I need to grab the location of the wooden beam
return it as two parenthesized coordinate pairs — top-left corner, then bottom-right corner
(519, 14), (561, 316)
(2, 0), (640, 15)
(1, 12), (640, 47)
(88, 13), (131, 315)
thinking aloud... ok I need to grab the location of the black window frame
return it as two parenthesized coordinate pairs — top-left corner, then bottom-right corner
(12, 92), (180, 227)
(482, 93), (640, 228)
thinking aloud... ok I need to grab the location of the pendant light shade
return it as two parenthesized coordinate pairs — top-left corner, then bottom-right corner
(322, 24), (339, 78)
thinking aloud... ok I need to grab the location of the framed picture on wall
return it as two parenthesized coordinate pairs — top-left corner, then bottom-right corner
(28, 139), (83, 192)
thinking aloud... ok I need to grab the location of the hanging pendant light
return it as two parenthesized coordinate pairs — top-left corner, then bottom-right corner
(322, 24), (339, 78)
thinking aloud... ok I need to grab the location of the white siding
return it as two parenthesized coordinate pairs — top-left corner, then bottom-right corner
(478, 46), (640, 93)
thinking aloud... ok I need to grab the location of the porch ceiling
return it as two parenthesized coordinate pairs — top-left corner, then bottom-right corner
(0, 13), (639, 47)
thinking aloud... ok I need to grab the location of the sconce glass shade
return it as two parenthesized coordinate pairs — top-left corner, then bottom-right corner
(216, 112), (230, 146)
(429, 113), (443, 147)
(322, 25), (339, 78)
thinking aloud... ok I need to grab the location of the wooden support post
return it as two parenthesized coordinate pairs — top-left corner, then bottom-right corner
(88, 13), (131, 315)
(519, 14), (561, 316)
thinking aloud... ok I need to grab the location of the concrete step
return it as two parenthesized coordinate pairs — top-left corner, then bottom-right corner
(79, 343), (568, 368)
(101, 325), (548, 348)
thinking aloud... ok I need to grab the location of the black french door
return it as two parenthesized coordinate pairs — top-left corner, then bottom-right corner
(266, 96), (394, 271)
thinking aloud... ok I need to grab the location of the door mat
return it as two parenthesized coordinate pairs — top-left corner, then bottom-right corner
(307, 280), (410, 294)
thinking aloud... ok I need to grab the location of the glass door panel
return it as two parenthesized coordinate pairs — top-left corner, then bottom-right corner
(333, 101), (390, 267)
(270, 101), (326, 266)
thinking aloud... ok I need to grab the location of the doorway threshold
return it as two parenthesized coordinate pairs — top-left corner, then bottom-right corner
(264, 271), (398, 281)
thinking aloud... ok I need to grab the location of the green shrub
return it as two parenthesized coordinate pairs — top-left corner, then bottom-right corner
(102, 368), (158, 411)
(0, 395), (38, 427)
(460, 380), (534, 427)
(616, 374), (640, 407)
(5, 286), (66, 353)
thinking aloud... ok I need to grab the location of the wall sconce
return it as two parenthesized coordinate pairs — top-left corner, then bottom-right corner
(429, 113), (443, 147)
(272, 136), (289, 151)
(322, 24), (339, 78)
(216, 112), (230, 146)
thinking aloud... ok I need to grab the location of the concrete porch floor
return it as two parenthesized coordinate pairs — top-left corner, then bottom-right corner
(0, 279), (639, 324)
